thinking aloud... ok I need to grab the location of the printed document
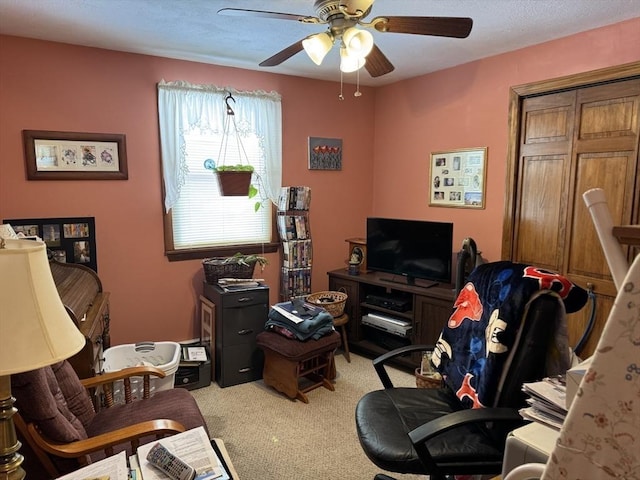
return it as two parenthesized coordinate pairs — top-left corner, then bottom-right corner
(136, 426), (230, 480)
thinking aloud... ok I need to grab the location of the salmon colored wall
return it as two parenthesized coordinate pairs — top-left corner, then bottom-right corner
(0, 36), (375, 344)
(1, 17), (638, 345)
(371, 17), (640, 262)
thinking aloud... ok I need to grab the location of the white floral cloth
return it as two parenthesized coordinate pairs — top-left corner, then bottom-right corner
(543, 254), (640, 480)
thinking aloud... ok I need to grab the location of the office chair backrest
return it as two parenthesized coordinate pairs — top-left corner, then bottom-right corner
(494, 293), (565, 408)
(433, 261), (588, 410)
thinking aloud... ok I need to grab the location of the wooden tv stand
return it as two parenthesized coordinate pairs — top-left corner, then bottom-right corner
(327, 269), (455, 371)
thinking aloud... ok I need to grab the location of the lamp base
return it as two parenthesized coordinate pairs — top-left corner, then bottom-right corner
(0, 375), (25, 480)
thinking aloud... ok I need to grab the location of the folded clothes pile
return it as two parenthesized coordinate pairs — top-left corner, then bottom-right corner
(265, 300), (335, 341)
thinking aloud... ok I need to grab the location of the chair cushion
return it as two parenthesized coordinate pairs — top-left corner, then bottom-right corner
(355, 387), (504, 475)
(87, 387), (209, 459)
(12, 365), (88, 443)
(88, 387), (208, 435)
(256, 330), (341, 361)
(51, 360), (96, 427)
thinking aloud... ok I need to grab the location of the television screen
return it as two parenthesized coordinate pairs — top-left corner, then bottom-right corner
(366, 217), (453, 286)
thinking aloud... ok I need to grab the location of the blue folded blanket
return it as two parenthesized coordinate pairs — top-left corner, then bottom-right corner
(266, 304), (335, 341)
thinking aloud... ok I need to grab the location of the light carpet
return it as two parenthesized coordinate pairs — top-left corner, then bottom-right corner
(191, 351), (426, 480)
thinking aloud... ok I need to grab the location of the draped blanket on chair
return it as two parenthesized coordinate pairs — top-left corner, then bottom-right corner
(433, 261), (588, 409)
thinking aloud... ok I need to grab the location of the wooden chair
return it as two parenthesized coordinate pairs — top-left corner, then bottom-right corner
(12, 359), (209, 477)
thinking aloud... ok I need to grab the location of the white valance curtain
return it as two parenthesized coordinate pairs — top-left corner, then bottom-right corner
(158, 79), (282, 212)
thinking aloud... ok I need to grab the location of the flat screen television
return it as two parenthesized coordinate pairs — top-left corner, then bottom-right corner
(366, 217), (453, 287)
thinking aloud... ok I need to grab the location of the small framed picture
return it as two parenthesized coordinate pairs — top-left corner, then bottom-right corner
(308, 137), (342, 170)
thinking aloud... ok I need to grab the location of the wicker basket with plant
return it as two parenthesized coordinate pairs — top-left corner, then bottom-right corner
(202, 252), (268, 284)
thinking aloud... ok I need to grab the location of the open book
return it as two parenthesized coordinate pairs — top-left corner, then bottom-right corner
(56, 451), (129, 480)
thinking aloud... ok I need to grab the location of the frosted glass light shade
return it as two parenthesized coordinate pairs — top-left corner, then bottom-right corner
(343, 27), (374, 58)
(340, 47), (366, 73)
(302, 32), (333, 65)
(0, 239), (84, 375)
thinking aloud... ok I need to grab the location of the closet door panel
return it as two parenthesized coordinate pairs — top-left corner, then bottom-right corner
(520, 91), (576, 153)
(513, 91), (576, 269)
(567, 152), (634, 295)
(576, 79), (640, 145)
(514, 155), (567, 270)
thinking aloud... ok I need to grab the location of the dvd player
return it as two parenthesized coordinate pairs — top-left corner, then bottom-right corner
(365, 294), (411, 312)
(362, 313), (412, 337)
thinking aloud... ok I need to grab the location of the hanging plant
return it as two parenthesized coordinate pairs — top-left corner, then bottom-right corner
(213, 164), (254, 196)
(204, 93), (266, 211)
(204, 160), (262, 210)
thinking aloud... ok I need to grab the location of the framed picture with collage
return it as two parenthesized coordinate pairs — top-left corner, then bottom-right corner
(2, 216), (98, 272)
(429, 147), (487, 209)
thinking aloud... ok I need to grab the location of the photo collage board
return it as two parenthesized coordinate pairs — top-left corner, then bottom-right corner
(3, 216), (98, 272)
(429, 147), (487, 209)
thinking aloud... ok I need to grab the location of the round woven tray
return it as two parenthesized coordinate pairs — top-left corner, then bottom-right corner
(306, 290), (347, 318)
(415, 368), (443, 389)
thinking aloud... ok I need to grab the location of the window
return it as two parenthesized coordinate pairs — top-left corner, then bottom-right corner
(158, 81), (282, 260)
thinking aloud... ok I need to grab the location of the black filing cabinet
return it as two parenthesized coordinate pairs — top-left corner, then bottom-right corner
(203, 283), (269, 387)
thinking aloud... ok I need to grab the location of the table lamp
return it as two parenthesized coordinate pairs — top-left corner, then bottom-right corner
(0, 239), (85, 479)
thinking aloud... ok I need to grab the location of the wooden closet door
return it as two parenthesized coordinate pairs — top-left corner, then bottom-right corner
(564, 80), (640, 354)
(566, 79), (640, 294)
(513, 90), (576, 270)
(510, 78), (640, 356)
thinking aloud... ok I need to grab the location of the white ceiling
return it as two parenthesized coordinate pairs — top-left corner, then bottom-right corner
(1, 0), (639, 87)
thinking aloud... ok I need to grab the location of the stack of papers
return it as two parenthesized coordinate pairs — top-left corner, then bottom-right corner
(520, 377), (568, 430)
(217, 278), (265, 292)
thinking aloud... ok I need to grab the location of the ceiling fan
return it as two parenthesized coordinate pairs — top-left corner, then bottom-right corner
(218, 0), (473, 78)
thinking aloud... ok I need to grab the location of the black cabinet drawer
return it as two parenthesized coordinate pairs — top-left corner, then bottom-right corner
(220, 304), (267, 346)
(221, 290), (267, 308)
(203, 283), (268, 308)
(217, 343), (264, 388)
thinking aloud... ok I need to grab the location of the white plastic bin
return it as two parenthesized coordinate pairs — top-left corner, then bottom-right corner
(102, 341), (181, 403)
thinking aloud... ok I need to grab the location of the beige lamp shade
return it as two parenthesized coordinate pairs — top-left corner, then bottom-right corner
(343, 27), (374, 59)
(0, 239), (85, 375)
(340, 46), (366, 73)
(302, 32), (333, 65)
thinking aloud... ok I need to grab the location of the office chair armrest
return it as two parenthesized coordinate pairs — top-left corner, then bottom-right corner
(373, 344), (434, 389)
(28, 418), (186, 458)
(406, 407), (523, 471)
(408, 407), (522, 444)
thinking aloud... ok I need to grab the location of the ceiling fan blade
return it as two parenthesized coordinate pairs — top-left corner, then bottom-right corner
(372, 16), (473, 38)
(217, 8), (321, 24)
(365, 44), (395, 78)
(259, 40), (305, 67)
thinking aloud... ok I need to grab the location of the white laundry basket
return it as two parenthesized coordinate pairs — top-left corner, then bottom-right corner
(102, 341), (181, 403)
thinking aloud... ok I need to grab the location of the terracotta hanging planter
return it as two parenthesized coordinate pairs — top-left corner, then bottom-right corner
(215, 170), (252, 196)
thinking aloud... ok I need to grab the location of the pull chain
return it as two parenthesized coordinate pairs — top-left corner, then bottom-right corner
(339, 70), (345, 100)
(354, 67), (362, 97)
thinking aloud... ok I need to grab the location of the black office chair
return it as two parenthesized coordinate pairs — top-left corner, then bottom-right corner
(355, 261), (589, 480)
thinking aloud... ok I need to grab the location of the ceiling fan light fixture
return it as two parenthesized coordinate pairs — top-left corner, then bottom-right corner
(302, 32), (333, 65)
(339, 46), (366, 73)
(342, 27), (374, 59)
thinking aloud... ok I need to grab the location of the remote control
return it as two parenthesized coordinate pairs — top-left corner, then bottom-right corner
(146, 442), (196, 480)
